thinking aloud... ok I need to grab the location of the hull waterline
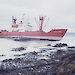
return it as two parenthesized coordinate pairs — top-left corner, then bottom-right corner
(0, 29), (67, 41)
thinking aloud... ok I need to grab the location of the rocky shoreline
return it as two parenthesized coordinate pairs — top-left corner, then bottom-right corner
(0, 43), (75, 75)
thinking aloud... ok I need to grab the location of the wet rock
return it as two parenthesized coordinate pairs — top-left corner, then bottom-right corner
(40, 49), (47, 53)
(2, 59), (8, 62)
(42, 50), (46, 52)
(8, 59), (12, 62)
(47, 44), (51, 46)
(40, 48), (52, 53)
(53, 43), (68, 47)
(56, 50), (65, 54)
(58, 66), (69, 75)
(67, 63), (75, 72)
(31, 51), (38, 55)
(21, 53), (26, 56)
(57, 51), (75, 75)
(68, 46), (75, 50)
(14, 54), (21, 56)
(62, 43), (68, 46)
(0, 54), (5, 56)
(0, 44), (75, 75)
(37, 59), (48, 65)
(68, 46), (75, 48)
(11, 47), (25, 51)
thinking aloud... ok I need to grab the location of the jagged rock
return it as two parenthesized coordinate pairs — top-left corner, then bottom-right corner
(31, 51), (38, 55)
(68, 46), (75, 48)
(62, 43), (68, 46)
(8, 59), (12, 62)
(0, 44), (75, 75)
(56, 50), (65, 54)
(68, 46), (75, 50)
(37, 59), (48, 65)
(47, 44), (51, 46)
(2, 59), (8, 62)
(67, 63), (75, 72)
(40, 48), (52, 53)
(11, 47), (25, 51)
(57, 66), (69, 75)
(53, 43), (68, 47)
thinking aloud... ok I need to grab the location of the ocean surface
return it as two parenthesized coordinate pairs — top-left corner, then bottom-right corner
(60, 33), (75, 46)
(0, 32), (75, 61)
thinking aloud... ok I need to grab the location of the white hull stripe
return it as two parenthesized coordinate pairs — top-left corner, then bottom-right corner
(0, 36), (62, 40)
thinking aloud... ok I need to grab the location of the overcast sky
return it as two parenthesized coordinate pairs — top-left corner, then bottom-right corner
(0, 0), (75, 32)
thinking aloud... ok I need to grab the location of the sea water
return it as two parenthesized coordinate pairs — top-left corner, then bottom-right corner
(60, 33), (75, 46)
(0, 32), (75, 61)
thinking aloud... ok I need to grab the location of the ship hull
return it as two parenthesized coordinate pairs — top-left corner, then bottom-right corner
(0, 29), (67, 41)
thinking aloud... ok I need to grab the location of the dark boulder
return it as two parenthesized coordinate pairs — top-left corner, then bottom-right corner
(31, 51), (38, 55)
(56, 50), (65, 54)
(68, 46), (75, 50)
(67, 63), (75, 73)
(53, 43), (68, 47)
(11, 47), (25, 51)
(57, 66), (69, 75)
(47, 44), (51, 46)
(0, 54), (5, 56)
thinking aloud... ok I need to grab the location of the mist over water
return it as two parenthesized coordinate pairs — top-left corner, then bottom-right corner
(0, 32), (75, 61)
(0, 38), (54, 61)
(60, 33), (75, 46)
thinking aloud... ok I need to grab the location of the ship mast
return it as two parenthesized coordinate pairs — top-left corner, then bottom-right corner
(40, 16), (44, 31)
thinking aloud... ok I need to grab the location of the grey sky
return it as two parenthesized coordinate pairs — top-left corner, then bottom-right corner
(0, 0), (75, 32)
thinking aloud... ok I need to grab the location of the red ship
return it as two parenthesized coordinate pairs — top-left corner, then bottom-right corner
(0, 16), (67, 41)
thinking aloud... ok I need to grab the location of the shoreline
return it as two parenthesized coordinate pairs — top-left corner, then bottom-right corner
(0, 43), (75, 75)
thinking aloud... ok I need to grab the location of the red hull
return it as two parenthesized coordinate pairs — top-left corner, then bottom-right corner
(0, 29), (67, 41)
